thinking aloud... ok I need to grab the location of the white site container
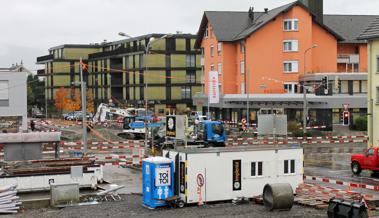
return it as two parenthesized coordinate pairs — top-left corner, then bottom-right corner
(163, 145), (303, 204)
(0, 165), (103, 192)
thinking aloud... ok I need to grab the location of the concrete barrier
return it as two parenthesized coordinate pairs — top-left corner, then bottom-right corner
(50, 183), (79, 206)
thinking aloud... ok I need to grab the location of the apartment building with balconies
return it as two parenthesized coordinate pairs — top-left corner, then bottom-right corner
(36, 44), (101, 113)
(86, 34), (202, 114)
(37, 34), (202, 115)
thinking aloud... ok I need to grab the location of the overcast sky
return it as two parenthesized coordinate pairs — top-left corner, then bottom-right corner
(1, 0), (379, 72)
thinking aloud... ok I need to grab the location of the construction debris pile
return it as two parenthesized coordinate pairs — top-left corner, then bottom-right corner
(0, 185), (20, 214)
(295, 183), (375, 210)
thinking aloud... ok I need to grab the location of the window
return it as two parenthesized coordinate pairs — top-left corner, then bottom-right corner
(0, 81), (9, 100)
(283, 40), (298, 52)
(284, 83), (298, 94)
(201, 48), (205, 58)
(181, 86), (191, 99)
(367, 148), (374, 156)
(217, 42), (222, 55)
(240, 83), (245, 94)
(210, 64), (215, 71)
(186, 55), (196, 67)
(217, 63), (222, 75)
(210, 44), (214, 57)
(377, 56), (379, 72)
(283, 19), (299, 31)
(240, 61), (245, 74)
(186, 71), (196, 83)
(283, 61), (298, 73)
(284, 160), (295, 174)
(251, 161), (263, 177)
(204, 26), (209, 38)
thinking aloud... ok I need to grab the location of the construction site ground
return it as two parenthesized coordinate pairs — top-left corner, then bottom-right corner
(23, 118), (377, 216)
(6, 194), (326, 218)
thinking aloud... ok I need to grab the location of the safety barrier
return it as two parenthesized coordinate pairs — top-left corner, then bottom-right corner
(303, 175), (379, 193)
(225, 135), (368, 146)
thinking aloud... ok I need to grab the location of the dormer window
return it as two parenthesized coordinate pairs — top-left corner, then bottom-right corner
(283, 19), (299, 31)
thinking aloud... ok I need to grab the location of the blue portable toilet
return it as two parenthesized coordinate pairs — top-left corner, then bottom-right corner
(142, 157), (174, 208)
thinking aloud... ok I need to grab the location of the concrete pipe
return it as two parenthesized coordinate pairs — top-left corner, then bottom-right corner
(262, 183), (294, 211)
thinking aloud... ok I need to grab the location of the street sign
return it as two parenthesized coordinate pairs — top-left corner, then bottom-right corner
(148, 123), (162, 128)
(129, 121), (145, 129)
(197, 173), (204, 187)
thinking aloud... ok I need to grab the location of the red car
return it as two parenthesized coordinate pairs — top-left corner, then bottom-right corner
(351, 147), (379, 175)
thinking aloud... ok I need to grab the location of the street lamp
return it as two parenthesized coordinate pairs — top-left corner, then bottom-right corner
(302, 44), (318, 134)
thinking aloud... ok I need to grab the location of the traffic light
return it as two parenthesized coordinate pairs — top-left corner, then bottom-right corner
(334, 76), (340, 90)
(321, 76), (328, 89)
(343, 111), (350, 126)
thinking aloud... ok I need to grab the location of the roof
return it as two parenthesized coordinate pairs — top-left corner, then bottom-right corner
(164, 144), (302, 154)
(357, 16), (379, 40)
(195, 1), (343, 48)
(324, 15), (379, 43)
(49, 44), (101, 51)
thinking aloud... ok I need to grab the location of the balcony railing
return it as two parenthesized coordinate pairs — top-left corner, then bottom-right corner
(337, 54), (359, 64)
(89, 45), (146, 59)
(36, 54), (54, 63)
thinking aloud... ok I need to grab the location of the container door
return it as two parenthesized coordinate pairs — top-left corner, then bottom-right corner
(142, 162), (152, 206)
(153, 164), (173, 201)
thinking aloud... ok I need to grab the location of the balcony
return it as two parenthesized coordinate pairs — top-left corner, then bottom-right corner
(36, 54), (54, 63)
(89, 45), (146, 59)
(337, 54), (359, 64)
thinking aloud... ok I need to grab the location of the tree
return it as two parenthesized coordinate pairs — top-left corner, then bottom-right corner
(54, 87), (70, 114)
(27, 74), (45, 112)
(86, 90), (95, 113)
(71, 89), (81, 111)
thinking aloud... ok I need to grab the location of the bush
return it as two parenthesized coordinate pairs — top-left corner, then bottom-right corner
(288, 121), (300, 133)
(353, 116), (367, 131)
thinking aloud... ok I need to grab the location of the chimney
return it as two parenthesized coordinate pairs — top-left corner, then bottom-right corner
(248, 7), (254, 22)
(298, 0), (323, 24)
(264, 8), (268, 13)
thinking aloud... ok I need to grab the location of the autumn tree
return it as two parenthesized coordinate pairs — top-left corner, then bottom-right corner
(54, 87), (70, 114)
(68, 89), (81, 112)
(86, 90), (95, 113)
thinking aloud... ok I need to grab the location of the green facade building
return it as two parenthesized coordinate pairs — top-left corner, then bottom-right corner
(36, 34), (203, 115)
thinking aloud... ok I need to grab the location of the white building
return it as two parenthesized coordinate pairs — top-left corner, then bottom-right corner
(0, 66), (27, 132)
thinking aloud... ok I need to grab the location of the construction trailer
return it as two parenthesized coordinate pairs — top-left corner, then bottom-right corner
(163, 145), (303, 204)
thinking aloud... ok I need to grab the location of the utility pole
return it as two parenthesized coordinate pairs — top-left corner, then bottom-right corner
(80, 58), (87, 155)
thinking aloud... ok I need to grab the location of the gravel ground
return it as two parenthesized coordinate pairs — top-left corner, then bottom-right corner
(7, 195), (326, 218)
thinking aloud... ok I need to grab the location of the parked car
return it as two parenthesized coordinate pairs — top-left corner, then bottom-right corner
(351, 147), (379, 175)
(63, 111), (81, 120)
(73, 112), (93, 121)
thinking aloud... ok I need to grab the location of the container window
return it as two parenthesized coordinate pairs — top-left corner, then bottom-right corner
(284, 159), (295, 174)
(290, 160), (295, 174)
(284, 160), (289, 174)
(251, 162), (256, 176)
(251, 161), (263, 177)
